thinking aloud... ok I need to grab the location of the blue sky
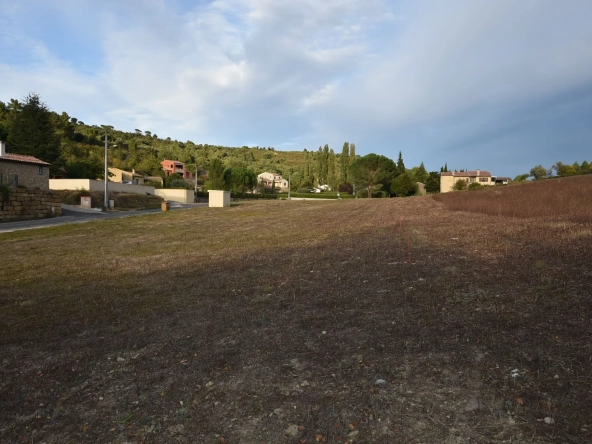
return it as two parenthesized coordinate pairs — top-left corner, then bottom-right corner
(1, 0), (591, 177)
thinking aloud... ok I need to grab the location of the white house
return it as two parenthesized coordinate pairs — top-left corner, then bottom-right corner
(257, 172), (289, 191)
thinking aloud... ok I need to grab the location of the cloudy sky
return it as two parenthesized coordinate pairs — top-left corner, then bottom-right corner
(1, 0), (591, 176)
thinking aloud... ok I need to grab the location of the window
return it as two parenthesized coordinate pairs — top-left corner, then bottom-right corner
(470, 177), (475, 183)
(479, 177), (488, 183)
(38, 166), (43, 175)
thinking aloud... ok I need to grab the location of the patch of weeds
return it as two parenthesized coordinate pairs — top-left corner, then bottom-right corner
(116, 411), (135, 425)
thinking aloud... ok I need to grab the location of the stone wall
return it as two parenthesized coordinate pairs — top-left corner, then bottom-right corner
(0, 188), (62, 222)
(0, 161), (50, 190)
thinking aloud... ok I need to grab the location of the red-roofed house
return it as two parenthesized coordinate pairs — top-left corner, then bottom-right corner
(440, 170), (495, 193)
(161, 159), (194, 180)
(0, 141), (51, 190)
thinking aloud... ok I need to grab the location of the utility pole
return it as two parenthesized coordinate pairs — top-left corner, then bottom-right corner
(104, 129), (109, 210)
(194, 164), (199, 202)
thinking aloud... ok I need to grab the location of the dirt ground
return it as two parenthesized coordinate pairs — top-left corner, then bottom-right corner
(1, 197), (591, 443)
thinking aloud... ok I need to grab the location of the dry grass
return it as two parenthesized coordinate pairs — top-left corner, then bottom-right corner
(0, 194), (591, 443)
(433, 175), (592, 223)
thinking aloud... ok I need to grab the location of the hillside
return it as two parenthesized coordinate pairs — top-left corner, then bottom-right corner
(0, 95), (361, 190)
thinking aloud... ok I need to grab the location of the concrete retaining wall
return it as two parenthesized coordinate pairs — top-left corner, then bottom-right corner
(154, 189), (194, 203)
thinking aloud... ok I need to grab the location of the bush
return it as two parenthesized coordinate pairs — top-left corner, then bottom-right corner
(169, 179), (193, 189)
(452, 179), (468, 191)
(337, 182), (353, 194)
(468, 182), (482, 191)
(296, 188), (311, 194)
(390, 172), (417, 197)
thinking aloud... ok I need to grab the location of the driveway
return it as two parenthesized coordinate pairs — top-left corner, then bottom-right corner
(0, 202), (208, 234)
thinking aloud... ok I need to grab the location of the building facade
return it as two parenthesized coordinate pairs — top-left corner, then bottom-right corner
(257, 172), (289, 191)
(108, 167), (145, 184)
(0, 141), (51, 190)
(440, 170), (495, 193)
(161, 159), (194, 180)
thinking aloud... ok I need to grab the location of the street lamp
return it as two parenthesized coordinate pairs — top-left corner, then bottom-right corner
(103, 129), (117, 210)
(104, 130), (108, 210)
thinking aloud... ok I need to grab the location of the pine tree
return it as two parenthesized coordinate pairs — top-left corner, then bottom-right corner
(350, 143), (356, 159)
(8, 93), (60, 170)
(415, 162), (429, 183)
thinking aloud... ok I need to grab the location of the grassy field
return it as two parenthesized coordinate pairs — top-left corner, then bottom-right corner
(1, 181), (591, 443)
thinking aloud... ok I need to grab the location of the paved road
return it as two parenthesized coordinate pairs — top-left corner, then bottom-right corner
(0, 202), (208, 234)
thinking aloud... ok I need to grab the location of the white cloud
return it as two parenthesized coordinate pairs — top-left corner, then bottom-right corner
(1, 0), (591, 174)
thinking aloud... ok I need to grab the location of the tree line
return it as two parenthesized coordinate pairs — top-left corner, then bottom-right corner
(0, 93), (440, 197)
(521, 161), (592, 181)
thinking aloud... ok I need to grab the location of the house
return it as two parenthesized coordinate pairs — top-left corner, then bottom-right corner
(440, 170), (495, 193)
(494, 177), (512, 185)
(257, 172), (289, 191)
(108, 167), (145, 185)
(0, 141), (51, 190)
(161, 159), (194, 180)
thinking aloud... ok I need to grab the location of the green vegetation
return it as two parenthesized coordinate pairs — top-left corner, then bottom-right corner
(1, 93), (440, 197)
(452, 179), (468, 191)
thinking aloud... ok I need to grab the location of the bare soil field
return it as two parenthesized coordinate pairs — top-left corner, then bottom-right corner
(1, 186), (591, 443)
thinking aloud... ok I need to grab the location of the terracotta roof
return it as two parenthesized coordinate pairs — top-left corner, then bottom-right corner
(441, 170), (492, 177)
(0, 153), (50, 165)
(467, 170), (492, 177)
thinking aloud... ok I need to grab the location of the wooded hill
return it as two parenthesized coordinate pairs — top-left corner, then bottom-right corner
(0, 94), (437, 194)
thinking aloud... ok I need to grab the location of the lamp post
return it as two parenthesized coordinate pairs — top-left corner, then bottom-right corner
(104, 129), (108, 210)
(103, 129), (117, 210)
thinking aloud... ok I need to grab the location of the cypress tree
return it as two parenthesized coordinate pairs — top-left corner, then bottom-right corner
(340, 142), (350, 183)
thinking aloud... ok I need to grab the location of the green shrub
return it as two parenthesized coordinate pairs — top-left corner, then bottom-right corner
(452, 179), (468, 191)
(468, 182), (483, 191)
(169, 179), (193, 189)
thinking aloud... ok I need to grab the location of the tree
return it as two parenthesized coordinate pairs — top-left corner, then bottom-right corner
(348, 153), (397, 198)
(204, 158), (226, 190)
(530, 165), (548, 180)
(452, 179), (468, 191)
(553, 161), (576, 177)
(224, 167), (256, 193)
(424, 172), (440, 193)
(581, 160), (590, 174)
(410, 162), (428, 183)
(513, 174), (529, 182)
(0, 122), (8, 141)
(390, 172), (417, 197)
(337, 182), (353, 194)
(396, 151), (405, 176)
(7, 93), (60, 170)
(340, 142), (350, 183)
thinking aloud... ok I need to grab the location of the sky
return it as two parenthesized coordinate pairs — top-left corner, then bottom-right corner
(1, 0), (591, 177)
